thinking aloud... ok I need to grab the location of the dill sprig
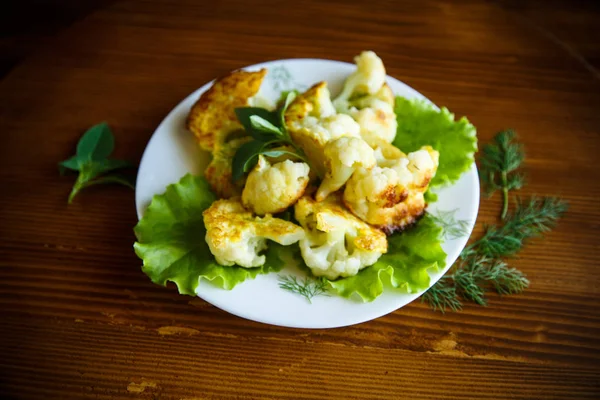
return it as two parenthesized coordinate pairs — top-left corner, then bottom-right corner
(480, 130), (525, 219)
(278, 275), (330, 304)
(462, 197), (568, 259)
(422, 256), (530, 311)
(424, 196), (567, 312)
(422, 277), (462, 313)
(424, 128), (568, 313)
(429, 209), (470, 240)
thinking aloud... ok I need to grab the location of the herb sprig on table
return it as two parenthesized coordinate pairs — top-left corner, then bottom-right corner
(59, 122), (134, 203)
(423, 131), (568, 312)
(231, 92), (309, 180)
(479, 129), (525, 219)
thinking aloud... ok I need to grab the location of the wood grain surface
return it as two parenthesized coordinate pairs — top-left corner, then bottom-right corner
(1, 0), (600, 398)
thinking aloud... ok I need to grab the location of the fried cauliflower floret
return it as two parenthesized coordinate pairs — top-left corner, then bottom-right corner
(316, 137), (376, 201)
(186, 69), (268, 152)
(333, 51), (397, 144)
(204, 137), (251, 199)
(343, 146), (439, 234)
(285, 82), (361, 176)
(334, 51), (387, 109)
(348, 85), (398, 144)
(242, 156), (310, 216)
(294, 195), (387, 280)
(204, 199), (304, 267)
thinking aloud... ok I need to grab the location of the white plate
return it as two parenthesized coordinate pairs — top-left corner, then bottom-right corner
(135, 58), (479, 329)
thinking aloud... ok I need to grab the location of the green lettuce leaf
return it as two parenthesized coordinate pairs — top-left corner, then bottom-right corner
(393, 97), (477, 187)
(134, 174), (285, 295)
(327, 215), (446, 302)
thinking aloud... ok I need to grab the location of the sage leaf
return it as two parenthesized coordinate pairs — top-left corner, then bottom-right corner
(76, 122), (115, 161)
(231, 140), (265, 180)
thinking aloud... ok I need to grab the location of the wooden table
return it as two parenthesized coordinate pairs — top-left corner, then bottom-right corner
(2, 0), (599, 398)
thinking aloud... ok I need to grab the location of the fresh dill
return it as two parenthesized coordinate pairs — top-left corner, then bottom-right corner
(462, 197), (568, 259)
(480, 130), (525, 219)
(429, 209), (470, 240)
(422, 256), (530, 311)
(278, 275), (330, 304)
(423, 130), (567, 313)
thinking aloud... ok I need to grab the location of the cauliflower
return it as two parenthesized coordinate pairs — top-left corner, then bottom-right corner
(333, 51), (386, 110)
(285, 82), (361, 176)
(316, 137), (376, 201)
(347, 85), (397, 144)
(294, 194), (387, 280)
(204, 137), (251, 199)
(333, 51), (397, 144)
(203, 198), (304, 267)
(186, 68), (268, 152)
(242, 156), (310, 216)
(343, 146), (439, 234)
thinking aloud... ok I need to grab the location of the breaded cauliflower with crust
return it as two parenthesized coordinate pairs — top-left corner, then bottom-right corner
(242, 156), (310, 216)
(284, 82), (361, 176)
(294, 194), (387, 280)
(333, 51), (397, 144)
(334, 51), (387, 108)
(186, 69), (267, 152)
(343, 146), (439, 234)
(348, 85), (398, 144)
(316, 137), (376, 201)
(204, 137), (251, 199)
(204, 198), (304, 268)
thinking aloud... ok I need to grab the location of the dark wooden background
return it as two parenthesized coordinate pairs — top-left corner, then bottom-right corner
(1, 0), (599, 398)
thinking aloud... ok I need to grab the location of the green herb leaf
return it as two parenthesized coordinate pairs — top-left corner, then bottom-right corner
(60, 122), (134, 203)
(479, 130), (525, 219)
(393, 97), (477, 187)
(58, 156), (82, 174)
(76, 122), (115, 161)
(231, 140), (265, 180)
(134, 174), (286, 294)
(235, 107), (280, 140)
(250, 115), (284, 137)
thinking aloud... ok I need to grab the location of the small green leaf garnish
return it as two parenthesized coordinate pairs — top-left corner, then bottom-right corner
(249, 115), (284, 137)
(278, 275), (329, 304)
(480, 129), (525, 219)
(231, 92), (309, 180)
(59, 122), (134, 203)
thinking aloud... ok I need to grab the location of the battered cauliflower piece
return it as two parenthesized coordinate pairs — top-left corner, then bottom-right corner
(334, 51), (387, 109)
(284, 82), (361, 176)
(333, 51), (397, 144)
(316, 137), (376, 201)
(242, 156), (310, 216)
(348, 85), (398, 144)
(343, 146), (439, 234)
(186, 69), (268, 152)
(204, 137), (251, 199)
(294, 195), (387, 280)
(204, 199), (304, 268)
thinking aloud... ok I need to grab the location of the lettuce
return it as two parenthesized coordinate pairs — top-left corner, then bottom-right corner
(327, 215), (446, 302)
(134, 174), (285, 295)
(393, 97), (477, 187)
